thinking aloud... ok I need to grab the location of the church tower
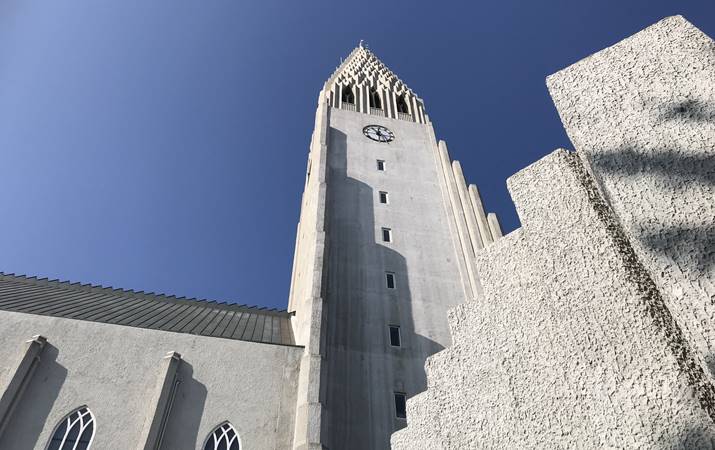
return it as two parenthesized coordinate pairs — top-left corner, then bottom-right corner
(288, 44), (502, 449)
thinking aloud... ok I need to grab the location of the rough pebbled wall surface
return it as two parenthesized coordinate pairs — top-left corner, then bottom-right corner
(392, 150), (714, 449)
(392, 16), (715, 449)
(548, 15), (715, 379)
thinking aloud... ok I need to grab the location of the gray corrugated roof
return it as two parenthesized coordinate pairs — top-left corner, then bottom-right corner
(0, 273), (296, 347)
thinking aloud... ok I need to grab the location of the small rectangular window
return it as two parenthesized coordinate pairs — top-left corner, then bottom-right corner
(394, 392), (407, 419)
(379, 191), (389, 204)
(389, 326), (401, 347)
(386, 272), (395, 289)
(377, 160), (385, 171)
(382, 227), (392, 243)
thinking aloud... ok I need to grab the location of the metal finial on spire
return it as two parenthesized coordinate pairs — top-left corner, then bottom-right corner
(359, 39), (364, 48)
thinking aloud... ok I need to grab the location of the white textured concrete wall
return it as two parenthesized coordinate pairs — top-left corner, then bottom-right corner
(393, 150), (715, 449)
(548, 15), (715, 381)
(0, 310), (301, 450)
(393, 15), (715, 449)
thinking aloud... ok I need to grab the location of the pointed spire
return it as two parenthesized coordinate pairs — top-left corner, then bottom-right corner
(324, 45), (427, 123)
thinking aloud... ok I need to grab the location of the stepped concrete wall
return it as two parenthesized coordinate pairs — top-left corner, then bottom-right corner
(548, 14), (715, 382)
(392, 15), (715, 449)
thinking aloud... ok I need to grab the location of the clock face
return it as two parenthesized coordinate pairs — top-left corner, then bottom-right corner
(363, 125), (394, 143)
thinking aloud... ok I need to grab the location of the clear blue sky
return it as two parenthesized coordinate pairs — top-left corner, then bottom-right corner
(1, 1), (713, 310)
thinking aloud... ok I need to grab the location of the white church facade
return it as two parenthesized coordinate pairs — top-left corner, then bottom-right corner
(1, 14), (714, 450)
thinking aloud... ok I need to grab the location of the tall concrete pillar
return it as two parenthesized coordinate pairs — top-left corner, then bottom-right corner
(138, 351), (182, 450)
(438, 141), (478, 298)
(469, 184), (494, 245)
(389, 91), (398, 119)
(408, 95), (419, 122)
(487, 213), (503, 239)
(379, 89), (388, 116)
(290, 95), (329, 450)
(452, 161), (484, 253)
(360, 84), (369, 113)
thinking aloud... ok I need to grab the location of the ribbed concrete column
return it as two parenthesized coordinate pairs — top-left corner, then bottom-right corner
(452, 161), (484, 253)
(469, 184), (494, 245)
(0, 335), (47, 439)
(378, 89), (388, 117)
(366, 90), (371, 114)
(417, 102), (426, 124)
(139, 351), (182, 450)
(362, 85), (369, 113)
(359, 85), (368, 113)
(408, 95), (419, 122)
(335, 84), (342, 109)
(437, 140), (478, 298)
(487, 213), (503, 239)
(389, 92), (398, 119)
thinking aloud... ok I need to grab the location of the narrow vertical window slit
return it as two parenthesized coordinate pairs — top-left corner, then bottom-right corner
(379, 191), (389, 204)
(394, 392), (407, 419)
(382, 228), (392, 243)
(386, 272), (396, 289)
(389, 325), (401, 347)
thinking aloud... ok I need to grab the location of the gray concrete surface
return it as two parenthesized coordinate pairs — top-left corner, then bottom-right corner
(317, 107), (469, 449)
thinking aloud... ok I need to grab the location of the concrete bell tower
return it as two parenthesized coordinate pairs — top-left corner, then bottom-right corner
(288, 43), (502, 450)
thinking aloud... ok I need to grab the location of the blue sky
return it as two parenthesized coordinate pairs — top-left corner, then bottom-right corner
(1, 1), (713, 310)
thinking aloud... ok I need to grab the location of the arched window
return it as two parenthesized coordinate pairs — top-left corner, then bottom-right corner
(369, 89), (382, 109)
(46, 406), (95, 450)
(203, 422), (240, 450)
(396, 95), (409, 114)
(341, 85), (355, 104)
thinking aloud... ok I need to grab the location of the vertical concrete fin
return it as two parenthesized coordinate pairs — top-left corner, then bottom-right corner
(139, 351), (182, 450)
(468, 184), (494, 244)
(0, 335), (47, 439)
(388, 91), (397, 119)
(487, 213), (503, 239)
(287, 221), (302, 313)
(437, 140), (478, 299)
(426, 125), (473, 303)
(452, 161), (484, 252)
(290, 94), (329, 449)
